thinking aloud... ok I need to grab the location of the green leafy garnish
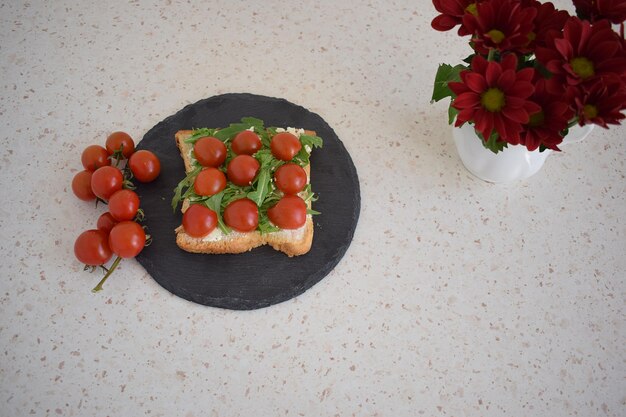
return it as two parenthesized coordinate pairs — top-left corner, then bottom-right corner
(172, 117), (322, 236)
(203, 191), (230, 234)
(184, 128), (218, 144)
(171, 166), (201, 212)
(213, 117), (264, 142)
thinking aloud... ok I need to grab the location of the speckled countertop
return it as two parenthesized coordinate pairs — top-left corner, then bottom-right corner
(1, 1), (624, 416)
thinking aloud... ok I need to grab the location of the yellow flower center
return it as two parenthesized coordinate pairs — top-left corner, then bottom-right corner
(465, 3), (477, 16)
(481, 88), (506, 112)
(570, 57), (595, 79)
(583, 104), (598, 119)
(528, 110), (545, 127)
(487, 29), (505, 44)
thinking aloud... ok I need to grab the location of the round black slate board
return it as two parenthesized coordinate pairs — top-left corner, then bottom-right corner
(134, 93), (360, 310)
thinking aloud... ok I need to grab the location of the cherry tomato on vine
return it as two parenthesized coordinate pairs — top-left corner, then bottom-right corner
(97, 212), (118, 234)
(129, 150), (161, 183)
(90, 166), (124, 200)
(72, 170), (96, 201)
(108, 189), (140, 221)
(193, 137), (227, 167)
(182, 204), (217, 237)
(274, 163), (307, 194)
(106, 131), (135, 158)
(271, 132), (301, 161)
(194, 167), (227, 196)
(74, 229), (113, 266)
(108, 221), (145, 258)
(223, 198), (258, 232)
(227, 155), (260, 186)
(231, 130), (262, 155)
(268, 195), (307, 229)
(81, 145), (111, 171)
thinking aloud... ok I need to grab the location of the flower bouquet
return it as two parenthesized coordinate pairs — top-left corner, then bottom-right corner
(430, 0), (626, 154)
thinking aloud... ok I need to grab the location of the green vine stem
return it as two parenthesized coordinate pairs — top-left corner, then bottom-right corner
(92, 256), (122, 293)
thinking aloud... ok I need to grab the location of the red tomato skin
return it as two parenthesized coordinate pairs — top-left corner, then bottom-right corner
(193, 137), (227, 167)
(74, 229), (113, 266)
(108, 221), (146, 258)
(129, 150), (161, 183)
(270, 132), (302, 161)
(194, 168), (227, 196)
(182, 204), (218, 237)
(227, 155), (260, 186)
(97, 212), (118, 234)
(90, 166), (124, 200)
(231, 130), (262, 155)
(72, 170), (96, 201)
(81, 145), (111, 171)
(223, 198), (259, 232)
(106, 131), (135, 158)
(268, 195), (307, 229)
(108, 189), (140, 221)
(274, 163), (307, 194)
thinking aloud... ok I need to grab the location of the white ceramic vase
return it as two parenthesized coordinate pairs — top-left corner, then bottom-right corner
(452, 122), (594, 183)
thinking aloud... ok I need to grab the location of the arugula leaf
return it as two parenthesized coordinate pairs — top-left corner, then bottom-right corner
(184, 128), (217, 144)
(214, 118), (264, 142)
(299, 134), (323, 149)
(171, 166), (202, 212)
(247, 168), (271, 207)
(431, 63), (465, 103)
(203, 191), (230, 234)
(221, 183), (250, 209)
(258, 212), (280, 234)
(306, 208), (321, 215)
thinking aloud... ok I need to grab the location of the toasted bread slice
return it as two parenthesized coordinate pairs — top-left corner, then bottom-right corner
(174, 129), (314, 257)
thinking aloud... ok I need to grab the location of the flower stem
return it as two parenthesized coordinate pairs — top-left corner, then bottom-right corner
(92, 256), (122, 293)
(487, 49), (495, 62)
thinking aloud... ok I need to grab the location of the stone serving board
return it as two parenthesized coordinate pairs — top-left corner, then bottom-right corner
(134, 93), (360, 310)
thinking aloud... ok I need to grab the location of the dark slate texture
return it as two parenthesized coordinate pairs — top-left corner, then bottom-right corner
(134, 93), (360, 310)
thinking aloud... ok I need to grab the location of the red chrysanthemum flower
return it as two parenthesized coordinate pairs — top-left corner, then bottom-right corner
(431, 0), (481, 35)
(575, 76), (626, 127)
(529, 1), (570, 50)
(519, 78), (574, 151)
(535, 18), (626, 90)
(449, 54), (540, 144)
(463, 0), (537, 54)
(573, 0), (626, 25)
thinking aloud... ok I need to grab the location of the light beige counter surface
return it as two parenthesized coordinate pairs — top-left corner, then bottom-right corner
(1, 1), (624, 416)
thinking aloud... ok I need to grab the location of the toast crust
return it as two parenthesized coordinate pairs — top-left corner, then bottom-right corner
(174, 129), (315, 257)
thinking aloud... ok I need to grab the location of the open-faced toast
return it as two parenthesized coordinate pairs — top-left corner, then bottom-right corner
(172, 119), (322, 257)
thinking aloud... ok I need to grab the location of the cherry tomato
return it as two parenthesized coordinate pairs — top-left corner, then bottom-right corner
(224, 198), (258, 232)
(268, 195), (307, 229)
(108, 221), (145, 258)
(182, 204), (217, 237)
(231, 130), (262, 155)
(129, 150), (161, 183)
(72, 170), (96, 201)
(106, 131), (135, 158)
(193, 137), (227, 167)
(194, 168), (227, 196)
(274, 163), (307, 194)
(97, 212), (118, 234)
(81, 145), (111, 171)
(108, 189), (140, 221)
(74, 229), (113, 266)
(227, 155), (260, 186)
(271, 132), (301, 161)
(90, 166), (124, 200)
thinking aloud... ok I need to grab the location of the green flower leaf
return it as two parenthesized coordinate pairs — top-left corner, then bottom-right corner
(431, 63), (465, 103)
